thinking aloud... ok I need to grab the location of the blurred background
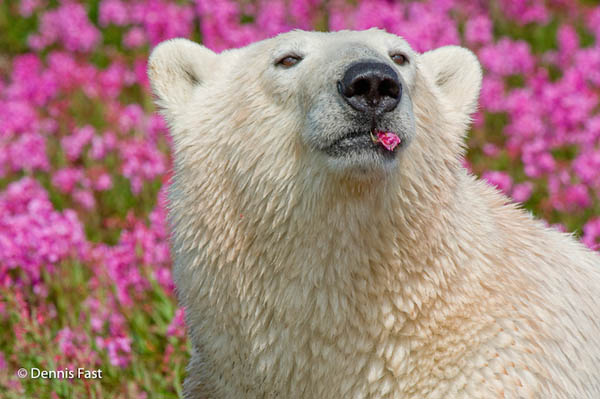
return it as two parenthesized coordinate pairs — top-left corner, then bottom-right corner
(1, 0), (599, 397)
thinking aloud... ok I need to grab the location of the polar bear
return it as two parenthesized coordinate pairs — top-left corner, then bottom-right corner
(148, 29), (600, 398)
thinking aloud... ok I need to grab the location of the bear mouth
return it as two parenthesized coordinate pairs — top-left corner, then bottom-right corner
(323, 130), (399, 159)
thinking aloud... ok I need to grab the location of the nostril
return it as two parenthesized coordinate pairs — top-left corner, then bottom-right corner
(379, 78), (400, 99)
(353, 78), (370, 97)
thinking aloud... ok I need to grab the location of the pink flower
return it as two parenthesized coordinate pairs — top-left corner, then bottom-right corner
(55, 327), (98, 366)
(99, 62), (133, 99)
(120, 140), (167, 194)
(582, 218), (600, 250)
(375, 131), (401, 151)
(564, 184), (592, 210)
(480, 77), (506, 113)
(118, 104), (144, 133)
(0, 100), (39, 136)
(52, 168), (84, 194)
(465, 15), (492, 45)
(73, 189), (96, 210)
(132, 0), (194, 46)
(18, 0), (44, 17)
(574, 151), (600, 185)
(586, 7), (600, 43)
(56, 328), (79, 358)
(0, 178), (89, 280)
(167, 307), (186, 338)
(99, 0), (129, 27)
(498, 0), (549, 25)
(511, 182), (534, 203)
(28, 3), (100, 52)
(482, 143), (500, 157)
(90, 132), (117, 160)
(124, 27), (147, 48)
(482, 171), (513, 194)
(479, 39), (535, 77)
(8, 133), (49, 173)
(90, 317), (104, 333)
(557, 25), (579, 63)
(94, 173), (113, 191)
(96, 336), (131, 368)
(61, 126), (95, 162)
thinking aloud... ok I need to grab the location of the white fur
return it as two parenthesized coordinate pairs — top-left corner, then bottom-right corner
(148, 29), (600, 398)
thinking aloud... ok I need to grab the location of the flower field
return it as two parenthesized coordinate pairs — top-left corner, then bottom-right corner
(1, 0), (599, 398)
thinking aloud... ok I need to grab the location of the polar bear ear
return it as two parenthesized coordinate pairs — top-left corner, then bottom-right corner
(148, 38), (218, 114)
(420, 46), (482, 116)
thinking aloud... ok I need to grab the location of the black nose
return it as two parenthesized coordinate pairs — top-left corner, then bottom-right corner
(337, 61), (402, 114)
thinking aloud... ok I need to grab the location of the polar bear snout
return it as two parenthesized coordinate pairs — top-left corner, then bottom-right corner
(337, 61), (402, 115)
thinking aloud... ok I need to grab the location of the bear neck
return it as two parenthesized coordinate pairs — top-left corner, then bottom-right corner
(289, 157), (460, 279)
(217, 147), (465, 342)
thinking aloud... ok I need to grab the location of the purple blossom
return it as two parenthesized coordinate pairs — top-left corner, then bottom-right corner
(582, 218), (600, 250)
(0, 100), (39, 137)
(73, 189), (96, 210)
(91, 132), (117, 160)
(8, 133), (49, 173)
(99, 0), (130, 27)
(94, 173), (113, 191)
(480, 77), (506, 113)
(28, 2), (101, 53)
(167, 307), (186, 338)
(479, 39), (535, 77)
(124, 27), (147, 48)
(482, 171), (513, 194)
(52, 168), (84, 193)
(512, 182), (534, 203)
(120, 140), (167, 194)
(102, 336), (132, 368)
(196, 0), (261, 51)
(482, 143), (500, 157)
(61, 126), (95, 161)
(118, 104), (145, 133)
(0, 178), (88, 286)
(498, 0), (549, 25)
(18, 0), (44, 17)
(131, 0), (195, 46)
(464, 15), (493, 46)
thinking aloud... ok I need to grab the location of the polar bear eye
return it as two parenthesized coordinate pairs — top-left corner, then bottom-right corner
(276, 55), (302, 68)
(390, 53), (408, 66)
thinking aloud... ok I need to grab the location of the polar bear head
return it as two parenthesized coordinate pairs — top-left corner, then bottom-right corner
(149, 29), (481, 188)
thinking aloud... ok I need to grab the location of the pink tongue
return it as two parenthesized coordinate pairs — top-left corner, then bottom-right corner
(375, 131), (401, 151)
